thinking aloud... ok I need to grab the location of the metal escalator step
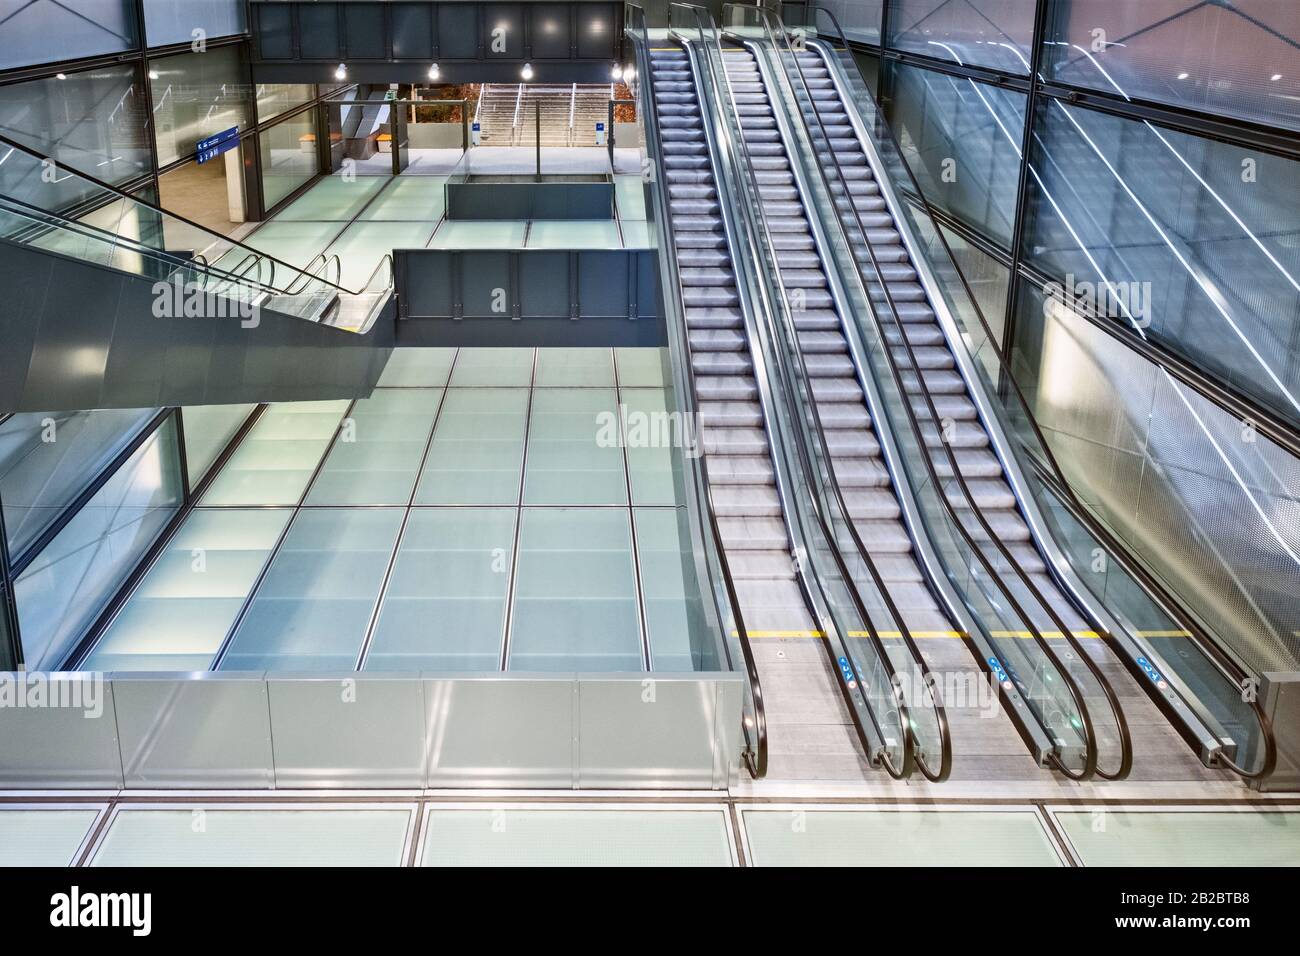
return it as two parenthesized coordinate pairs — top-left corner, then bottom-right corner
(884, 322), (945, 347)
(824, 429), (879, 457)
(679, 265), (733, 286)
(944, 479), (1017, 511)
(810, 376), (866, 402)
(815, 402), (870, 428)
(675, 246), (728, 267)
(726, 551), (797, 580)
(851, 519), (913, 552)
(681, 287), (739, 308)
(915, 393), (976, 420)
(695, 374), (757, 402)
(832, 455), (891, 487)
(689, 328), (746, 351)
(691, 351), (750, 376)
(779, 268), (829, 288)
(797, 330), (847, 354)
(792, 310), (842, 331)
(703, 426), (769, 456)
(890, 345), (956, 370)
(698, 400), (762, 427)
(717, 516), (790, 552)
(705, 453), (773, 484)
(685, 305), (743, 328)
(842, 488), (902, 521)
(712, 484), (782, 517)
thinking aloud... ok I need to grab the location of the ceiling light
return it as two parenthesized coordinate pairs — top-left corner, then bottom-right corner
(428, 63), (440, 81)
(1176, 71), (1189, 80)
(611, 63), (623, 80)
(334, 63), (348, 80)
(55, 73), (66, 80)
(148, 69), (159, 80)
(1271, 73), (1283, 82)
(520, 62), (534, 81)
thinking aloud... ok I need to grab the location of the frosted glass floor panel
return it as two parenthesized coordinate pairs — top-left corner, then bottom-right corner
(202, 401), (349, 506)
(523, 388), (627, 505)
(218, 509), (404, 671)
(305, 388), (443, 506)
(364, 509), (517, 671)
(414, 387), (529, 505)
(507, 508), (642, 672)
(377, 348), (456, 387)
(636, 508), (721, 671)
(620, 387), (685, 506)
(614, 175), (647, 221)
(328, 221), (438, 289)
(214, 221), (333, 271)
(360, 176), (448, 221)
(1052, 810), (1300, 866)
(419, 807), (733, 866)
(0, 809), (100, 866)
(526, 220), (621, 249)
(274, 176), (388, 221)
(740, 808), (1064, 867)
(90, 808), (413, 866)
(534, 347), (615, 387)
(81, 509), (293, 672)
(614, 347), (667, 386)
(431, 220), (528, 249)
(449, 347), (535, 386)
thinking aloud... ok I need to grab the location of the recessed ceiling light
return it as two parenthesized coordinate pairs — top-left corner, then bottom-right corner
(1177, 71), (1189, 80)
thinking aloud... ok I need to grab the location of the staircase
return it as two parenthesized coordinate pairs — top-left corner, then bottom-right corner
(475, 83), (521, 144)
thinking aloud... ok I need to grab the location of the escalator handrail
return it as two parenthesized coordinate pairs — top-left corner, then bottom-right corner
(0, 195), (282, 298)
(732, 2), (1129, 780)
(674, 2), (922, 779)
(625, 3), (768, 778)
(804, 2), (1275, 782)
(0, 131), (369, 297)
(696, 14), (953, 783)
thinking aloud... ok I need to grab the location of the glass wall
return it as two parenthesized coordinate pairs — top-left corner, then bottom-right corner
(1020, 100), (1300, 429)
(886, 0), (1037, 73)
(0, 408), (159, 558)
(885, 59), (1026, 247)
(0, 65), (150, 207)
(259, 109), (319, 210)
(0, 0), (138, 71)
(149, 45), (253, 167)
(142, 0), (247, 48)
(1043, 0), (1300, 132)
(14, 416), (182, 670)
(256, 83), (316, 124)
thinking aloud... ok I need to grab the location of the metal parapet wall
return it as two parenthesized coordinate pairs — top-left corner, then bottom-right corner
(0, 672), (744, 790)
(0, 237), (394, 414)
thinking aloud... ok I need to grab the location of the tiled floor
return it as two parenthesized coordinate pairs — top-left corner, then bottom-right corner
(7, 801), (1293, 867)
(230, 145), (653, 293)
(76, 347), (719, 675)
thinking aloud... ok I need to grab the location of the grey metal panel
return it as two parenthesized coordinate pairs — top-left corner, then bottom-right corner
(423, 675), (574, 788)
(518, 252), (572, 319)
(530, 3), (573, 59)
(460, 251), (511, 317)
(266, 674), (427, 788)
(0, 674), (123, 789)
(444, 180), (614, 221)
(575, 3), (617, 59)
(110, 673), (274, 790)
(298, 4), (342, 60)
(576, 674), (731, 789)
(254, 3), (294, 59)
(437, 4), (481, 58)
(0, 238), (393, 413)
(391, 4), (434, 59)
(343, 3), (387, 59)
(484, 3), (524, 59)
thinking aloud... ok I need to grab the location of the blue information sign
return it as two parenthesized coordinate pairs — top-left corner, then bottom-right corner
(197, 127), (240, 165)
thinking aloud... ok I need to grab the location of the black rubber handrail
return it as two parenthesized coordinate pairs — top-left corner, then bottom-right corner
(689, 8), (951, 781)
(805, 2), (1275, 781)
(625, 3), (768, 778)
(0, 131), (369, 297)
(734, 1), (1130, 780)
(675, 2), (922, 779)
(0, 194), (280, 295)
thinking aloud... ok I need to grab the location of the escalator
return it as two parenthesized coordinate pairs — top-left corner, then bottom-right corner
(633, 4), (961, 781)
(726, 2), (1276, 781)
(0, 132), (395, 413)
(650, 48), (819, 643)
